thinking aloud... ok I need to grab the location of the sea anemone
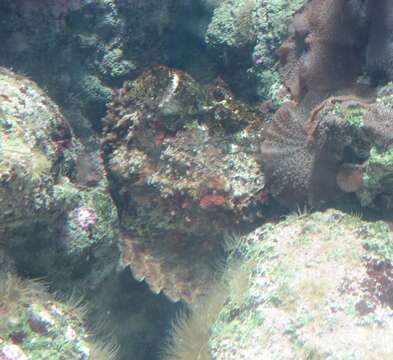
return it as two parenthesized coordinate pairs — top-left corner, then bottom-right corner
(160, 281), (227, 360)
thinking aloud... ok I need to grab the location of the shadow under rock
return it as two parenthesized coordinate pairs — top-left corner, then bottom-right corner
(86, 267), (183, 360)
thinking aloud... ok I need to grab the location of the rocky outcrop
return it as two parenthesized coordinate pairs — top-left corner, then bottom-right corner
(0, 273), (117, 360)
(0, 0), (181, 127)
(205, 0), (306, 101)
(0, 67), (119, 296)
(210, 209), (393, 359)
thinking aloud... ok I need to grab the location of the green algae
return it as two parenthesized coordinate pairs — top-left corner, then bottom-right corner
(252, 0), (306, 99)
(0, 274), (116, 360)
(358, 147), (393, 207)
(209, 209), (393, 359)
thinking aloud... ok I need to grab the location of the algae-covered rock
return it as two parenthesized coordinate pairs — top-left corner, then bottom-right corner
(0, 0), (179, 126)
(0, 273), (116, 360)
(0, 68), (119, 295)
(210, 209), (393, 359)
(206, 0), (257, 50)
(0, 67), (76, 233)
(260, 88), (393, 210)
(102, 66), (265, 303)
(358, 147), (393, 208)
(61, 188), (119, 256)
(205, 0), (306, 100)
(252, 0), (307, 100)
(309, 89), (393, 210)
(354, 84), (393, 208)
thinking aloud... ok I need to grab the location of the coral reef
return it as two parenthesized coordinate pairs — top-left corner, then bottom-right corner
(0, 273), (117, 360)
(102, 66), (265, 303)
(209, 209), (393, 359)
(3, 1), (393, 360)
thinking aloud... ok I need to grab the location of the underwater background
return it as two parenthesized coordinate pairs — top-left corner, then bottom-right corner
(2, 0), (393, 359)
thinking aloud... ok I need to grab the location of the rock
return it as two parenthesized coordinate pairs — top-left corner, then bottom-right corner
(0, 273), (116, 360)
(209, 209), (393, 359)
(0, 67), (119, 296)
(0, 0), (180, 126)
(205, 0), (306, 101)
(0, 67), (75, 232)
